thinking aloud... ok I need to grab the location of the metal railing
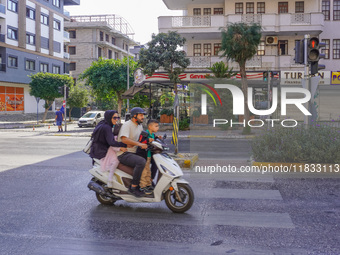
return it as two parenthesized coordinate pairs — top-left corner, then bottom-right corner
(70, 14), (135, 37)
(172, 16), (211, 28)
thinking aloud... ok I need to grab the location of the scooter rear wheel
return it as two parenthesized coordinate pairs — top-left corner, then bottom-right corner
(96, 193), (117, 205)
(164, 183), (194, 213)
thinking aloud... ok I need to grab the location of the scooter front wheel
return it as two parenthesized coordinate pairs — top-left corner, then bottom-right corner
(164, 183), (194, 213)
(96, 193), (117, 205)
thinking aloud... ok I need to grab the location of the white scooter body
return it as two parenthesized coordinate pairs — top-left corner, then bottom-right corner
(88, 139), (190, 204)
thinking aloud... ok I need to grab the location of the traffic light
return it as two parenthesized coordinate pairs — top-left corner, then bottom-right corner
(263, 71), (268, 82)
(58, 86), (64, 97)
(307, 37), (326, 75)
(294, 39), (305, 64)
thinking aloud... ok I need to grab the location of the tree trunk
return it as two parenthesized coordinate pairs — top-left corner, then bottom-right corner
(69, 107), (73, 121)
(117, 93), (123, 119)
(239, 62), (251, 134)
(42, 101), (53, 123)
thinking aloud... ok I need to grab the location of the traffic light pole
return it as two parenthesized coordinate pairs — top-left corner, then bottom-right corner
(304, 34), (310, 127)
(64, 84), (67, 132)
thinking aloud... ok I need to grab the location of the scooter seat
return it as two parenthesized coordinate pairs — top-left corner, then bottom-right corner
(117, 163), (134, 176)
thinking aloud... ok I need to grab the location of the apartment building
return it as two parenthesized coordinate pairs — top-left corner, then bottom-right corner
(0, 0), (79, 113)
(159, 0), (339, 76)
(64, 14), (137, 81)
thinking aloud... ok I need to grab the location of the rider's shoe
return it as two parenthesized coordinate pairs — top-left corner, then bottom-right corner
(128, 185), (146, 197)
(140, 186), (153, 195)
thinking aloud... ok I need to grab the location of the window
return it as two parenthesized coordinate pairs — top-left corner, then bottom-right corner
(40, 63), (48, 72)
(203, 8), (211, 15)
(8, 56), (18, 68)
(334, 0), (340, 20)
(295, 1), (304, 13)
(8, 0), (18, 12)
(25, 59), (35, 71)
(98, 47), (102, 58)
(108, 50), (112, 59)
(105, 34), (109, 42)
(246, 3), (254, 14)
(26, 33), (35, 45)
(193, 8), (201, 15)
(52, 0), (60, 8)
(69, 30), (76, 39)
(26, 8), (35, 19)
(193, 44), (201, 56)
(203, 44), (211, 56)
(100, 31), (104, 41)
(321, 39), (330, 59)
(333, 39), (340, 59)
(69, 46), (76, 55)
(70, 62), (76, 71)
(214, 8), (224, 15)
(278, 40), (288, 55)
(52, 65), (60, 74)
(257, 41), (265, 55)
(41, 14), (49, 25)
(257, 2), (265, 14)
(114, 52), (119, 59)
(235, 3), (243, 14)
(214, 43), (221, 56)
(111, 37), (115, 45)
(7, 27), (18, 40)
(322, 1), (330, 20)
(53, 20), (60, 30)
(278, 2), (288, 13)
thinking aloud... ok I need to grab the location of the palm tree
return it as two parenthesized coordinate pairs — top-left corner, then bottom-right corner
(220, 22), (261, 134)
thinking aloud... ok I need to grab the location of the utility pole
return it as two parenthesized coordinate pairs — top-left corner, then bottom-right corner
(303, 34), (310, 127)
(64, 84), (67, 132)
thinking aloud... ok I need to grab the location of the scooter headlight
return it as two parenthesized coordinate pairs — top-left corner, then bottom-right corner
(161, 165), (176, 176)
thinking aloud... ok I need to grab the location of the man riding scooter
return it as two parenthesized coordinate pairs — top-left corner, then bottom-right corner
(117, 107), (148, 197)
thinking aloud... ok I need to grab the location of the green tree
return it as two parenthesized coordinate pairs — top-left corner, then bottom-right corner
(139, 31), (190, 95)
(67, 84), (89, 121)
(79, 57), (137, 117)
(29, 72), (74, 122)
(220, 22), (261, 134)
(207, 61), (237, 79)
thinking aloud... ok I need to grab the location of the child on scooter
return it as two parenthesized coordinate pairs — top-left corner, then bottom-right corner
(136, 119), (161, 194)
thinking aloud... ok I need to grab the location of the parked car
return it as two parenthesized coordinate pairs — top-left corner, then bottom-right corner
(78, 111), (105, 127)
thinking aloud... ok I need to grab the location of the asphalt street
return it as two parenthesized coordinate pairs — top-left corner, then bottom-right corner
(0, 129), (339, 254)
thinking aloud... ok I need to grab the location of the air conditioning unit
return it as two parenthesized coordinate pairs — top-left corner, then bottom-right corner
(266, 36), (278, 45)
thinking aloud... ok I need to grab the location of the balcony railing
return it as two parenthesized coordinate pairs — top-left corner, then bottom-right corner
(291, 13), (311, 24)
(64, 31), (70, 39)
(0, 33), (5, 42)
(0, 63), (5, 72)
(241, 14), (262, 24)
(0, 4), (5, 15)
(172, 16), (211, 28)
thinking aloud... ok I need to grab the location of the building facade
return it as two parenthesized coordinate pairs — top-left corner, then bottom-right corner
(64, 14), (137, 81)
(0, 0), (79, 113)
(159, 0), (339, 75)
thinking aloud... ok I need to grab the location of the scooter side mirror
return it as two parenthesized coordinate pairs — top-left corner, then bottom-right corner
(163, 134), (167, 140)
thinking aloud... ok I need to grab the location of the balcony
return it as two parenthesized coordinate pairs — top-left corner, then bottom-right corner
(64, 31), (70, 43)
(159, 13), (324, 38)
(185, 55), (301, 70)
(64, 52), (70, 59)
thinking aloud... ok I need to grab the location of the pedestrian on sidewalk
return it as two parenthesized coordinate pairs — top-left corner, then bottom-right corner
(55, 107), (64, 132)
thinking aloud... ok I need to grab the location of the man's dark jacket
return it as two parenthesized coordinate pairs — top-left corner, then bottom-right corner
(90, 110), (126, 159)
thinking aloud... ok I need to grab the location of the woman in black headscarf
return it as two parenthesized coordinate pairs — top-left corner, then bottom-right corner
(90, 110), (127, 187)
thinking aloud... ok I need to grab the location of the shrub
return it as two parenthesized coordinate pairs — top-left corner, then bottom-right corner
(179, 118), (190, 130)
(251, 125), (340, 163)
